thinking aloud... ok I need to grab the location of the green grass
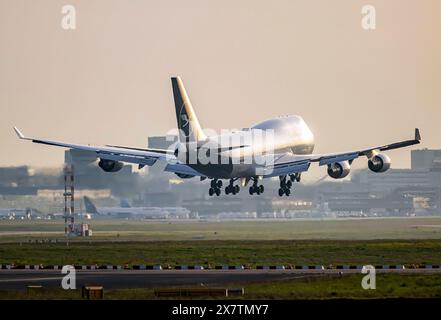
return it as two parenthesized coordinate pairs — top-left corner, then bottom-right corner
(2, 219), (441, 300)
(245, 273), (441, 299)
(2, 274), (441, 300)
(1, 239), (441, 266)
(1, 217), (441, 242)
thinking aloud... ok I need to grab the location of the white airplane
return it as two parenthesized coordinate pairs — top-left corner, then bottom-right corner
(0, 208), (34, 219)
(83, 196), (190, 219)
(14, 77), (421, 197)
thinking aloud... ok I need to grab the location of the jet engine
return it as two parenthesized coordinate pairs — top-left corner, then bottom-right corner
(175, 173), (195, 179)
(98, 159), (123, 172)
(174, 143), (189, 163)
(368, 153), (391, 173)
(174, 143), (199, 163)
(327, 161), (351, 179)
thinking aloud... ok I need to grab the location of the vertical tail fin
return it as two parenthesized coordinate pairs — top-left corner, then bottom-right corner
(120, 198), (131, 208)
(83, 196), (99, 214)
(171, 77), (206, 142)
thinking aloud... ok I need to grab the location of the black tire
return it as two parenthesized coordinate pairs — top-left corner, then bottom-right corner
(211, 180), (216, 188)
(249, 187), (254, 195)
(287, 180), (292, 188)
(235, 185), (240, 193)
(209, 188), (214, 196)
(285, 188), (291, 196)
(217, 180), (223, 188)
(296, 174), (301, 182)
(290, 174), (295, 182)
(225, 187), (230, 195)
(278, 188), (284, 197)
(259, 185), (264, 193)
(232, 188), (236, 195)
(215, 188), (221, 196)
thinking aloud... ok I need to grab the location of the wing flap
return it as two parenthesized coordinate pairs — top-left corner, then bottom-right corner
(318, 152), (359, 166)
(262, 160), (311, 177)
(164, 163), (204, 177)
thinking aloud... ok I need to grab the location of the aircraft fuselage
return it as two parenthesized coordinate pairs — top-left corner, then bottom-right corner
(185, 115), (314, 178)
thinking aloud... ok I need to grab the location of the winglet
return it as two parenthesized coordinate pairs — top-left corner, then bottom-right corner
(13, 127), (26, 139)
(415, 128), (421, 141)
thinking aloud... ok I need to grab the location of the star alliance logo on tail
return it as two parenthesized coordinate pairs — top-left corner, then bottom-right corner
(179, 102), (194, 138)
(180, 111), (189, 128)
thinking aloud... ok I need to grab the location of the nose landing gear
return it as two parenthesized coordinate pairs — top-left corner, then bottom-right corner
(289, 173), (301, 182)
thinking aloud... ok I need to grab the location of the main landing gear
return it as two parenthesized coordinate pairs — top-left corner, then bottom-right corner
(207, 174), (299, 197)
(209, 179), (241, 196)
(278, 173), (300, 197)
(225, 179), (240, 195)
(249, 178), (264, 195)
(208, 179), (222, 196)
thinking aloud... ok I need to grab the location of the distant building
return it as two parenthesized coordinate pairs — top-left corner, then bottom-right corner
(411, 149), (441, 171)
(0, 166), (30, 187)
(147, 135), (178, 150)
(351, 169), (434, 193)
(349, 149), (441, 193)
(64, 149), (141, 196)
(146, 135), (178, 174)
(144, 135), (179, 194)
(340, 149), (441, 215)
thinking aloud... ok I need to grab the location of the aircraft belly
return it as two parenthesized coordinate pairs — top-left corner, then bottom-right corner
(189, 163), (254, 179)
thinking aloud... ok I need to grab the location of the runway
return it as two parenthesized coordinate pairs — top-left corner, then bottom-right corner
(0, 269), (440, 291)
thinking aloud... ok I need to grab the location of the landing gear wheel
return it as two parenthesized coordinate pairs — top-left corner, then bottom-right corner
(215, 188), (221, 196)
(249, 187), (254, 195)
(286, 180), (292, 188)
(225, 186), (230, 195)
(232, 188), (237, 195)
(285, 188), (291, 196)
(217, 180), (223, 188)
(209, 188), (214, 196)
(296, 174), (301, 182)
(290, 174), (295, 182)
(259, 185), (264, 193)
(235, 185), (240, 193)
(278, 188), (284, 197)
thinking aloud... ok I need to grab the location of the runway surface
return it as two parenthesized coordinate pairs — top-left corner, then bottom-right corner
(0, 269), (440, 291)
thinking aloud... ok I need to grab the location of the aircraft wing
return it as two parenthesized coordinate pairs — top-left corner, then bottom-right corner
(261, 128), (421, 177)
(13, 127), (205, 176)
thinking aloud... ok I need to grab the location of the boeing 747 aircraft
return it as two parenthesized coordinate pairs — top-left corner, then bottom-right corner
(14, 77), (421, 197)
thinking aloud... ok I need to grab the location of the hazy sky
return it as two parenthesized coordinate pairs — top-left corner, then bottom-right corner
(1, 1), (440, 175)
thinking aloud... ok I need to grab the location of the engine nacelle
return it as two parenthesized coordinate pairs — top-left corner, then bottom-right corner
(327, 161), (351, 179)
(174, 143), (189, 163)
(98, 159), (123, 172)
(175, 173), (195, 179)
(368, 153), (391, 173)
(174, 143), (199, 164)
